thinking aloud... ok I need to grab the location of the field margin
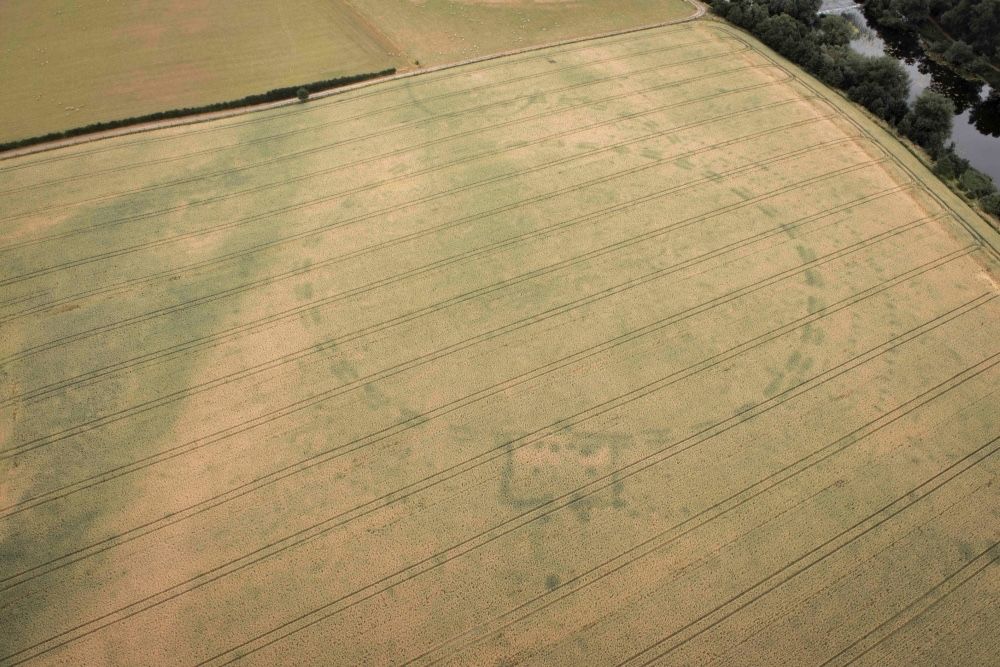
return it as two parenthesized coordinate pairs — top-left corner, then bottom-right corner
(0, 1), (704, 162)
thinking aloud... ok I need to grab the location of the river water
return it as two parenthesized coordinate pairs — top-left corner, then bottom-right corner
(819, 0), (1000, 182)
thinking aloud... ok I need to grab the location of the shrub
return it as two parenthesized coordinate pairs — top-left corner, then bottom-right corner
(844, 56), (911, 125)
(959, 167), (997, 198)
(296, 87), (309, 102)
(0, 68), (396, 153)
(900, 89), (955, 156)
(933, 145), (971, 179)
(981, 193), (1000, 216)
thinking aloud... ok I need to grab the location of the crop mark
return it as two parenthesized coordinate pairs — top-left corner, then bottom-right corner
(3, 265), (990, 666)
(5, 111), (844, 406)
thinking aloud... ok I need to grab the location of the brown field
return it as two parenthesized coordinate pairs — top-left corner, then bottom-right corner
(1, 20), (999, 666)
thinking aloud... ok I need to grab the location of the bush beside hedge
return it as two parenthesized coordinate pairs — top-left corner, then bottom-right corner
(0, 68), (396, 153)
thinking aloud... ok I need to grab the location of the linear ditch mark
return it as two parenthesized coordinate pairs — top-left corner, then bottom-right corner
(0, 23), (707, 175)
(2, 257), (988, 667)
(0, 145), (886, 455)
(0, 34), (719, 197)
(616, 437), (1000, 667)
(4, 256), (984, 660)
(0, 135), (870, 368)
(4, 112), (849, 406)
(409, 352), (1000, 665)
(1, 42), (751, 224)
(180, 296), (998, 667)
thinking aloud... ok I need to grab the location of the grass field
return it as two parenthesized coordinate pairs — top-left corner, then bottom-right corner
(1, 20), (999, 666)
(349, 0), (696, 65)
(0, 0), (402, 143)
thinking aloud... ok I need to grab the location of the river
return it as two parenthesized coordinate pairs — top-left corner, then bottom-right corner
(819, 0), (1000, 183)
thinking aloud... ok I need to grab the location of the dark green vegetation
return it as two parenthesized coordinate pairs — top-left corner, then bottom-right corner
(863, 0), (1000, 83)
(710, 0), (911, 123)
(710, 0), (1000, 223)
(0, 69), (395, 154)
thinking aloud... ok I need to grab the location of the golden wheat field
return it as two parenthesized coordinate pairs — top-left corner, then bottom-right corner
(1, 20), (998, 666)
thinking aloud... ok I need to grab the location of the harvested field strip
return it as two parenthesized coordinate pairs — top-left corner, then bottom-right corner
(1, 21), (998, 666)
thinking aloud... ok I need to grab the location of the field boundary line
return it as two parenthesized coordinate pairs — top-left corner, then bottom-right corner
(5, 255), (988, 667)
(0, 2), (706, 164)
(0, 35), (720, 198)
(0, 64), (782, 285)
(0, 23), (703, 173)
(0, 56), (772, 248)
(703, 21), (1000, 261)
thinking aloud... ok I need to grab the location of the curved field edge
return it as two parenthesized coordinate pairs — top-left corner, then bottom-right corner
(701, 20), (1000, 267)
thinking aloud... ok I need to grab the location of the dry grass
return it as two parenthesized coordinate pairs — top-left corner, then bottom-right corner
(0, 21), (998, 666)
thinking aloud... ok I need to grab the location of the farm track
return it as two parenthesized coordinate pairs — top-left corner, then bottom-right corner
(1, 20), (998, 667)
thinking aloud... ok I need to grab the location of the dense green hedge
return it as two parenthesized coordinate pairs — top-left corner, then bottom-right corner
(0, 68), (396, 153)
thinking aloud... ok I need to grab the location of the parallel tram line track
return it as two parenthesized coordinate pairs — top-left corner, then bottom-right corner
(0, 68), (797, 255)
(0, 131), (865, 367)
(0, 142), (887, 456)
(182, 294), (999, 667)
(2, 258), (989, 666)
(1, 42), (753, 224)
(0, 204), (956, 594)
(0, 35), (721, 197)
(408, 354), (1000, 665)
(822, 542), (1000, 666)
(709, 23), (1000, 260)
(3, 112), (851, 406)
(0, 90), (822, 316)
(0, 68), (791, 287)
(616, 436), (1000, 667)
(0, 23), (710, 173)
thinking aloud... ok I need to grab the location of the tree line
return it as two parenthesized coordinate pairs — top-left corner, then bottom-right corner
(0, 68), (396, 154)
(709, 0), (1000, 217)
(863, 0), (999, 81)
